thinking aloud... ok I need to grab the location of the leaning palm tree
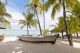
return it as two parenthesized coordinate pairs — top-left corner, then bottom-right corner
(19, 12), (37, 35)
(25, 0), (43, 35)
(45, 0), (78, 46)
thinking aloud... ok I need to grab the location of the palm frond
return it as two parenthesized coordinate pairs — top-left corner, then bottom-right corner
(1, 18), (11, 28)
(51, 3), (61, 19)
(0, 2), (6, 16)
(51, 6), (56, 19)
(20, 23), (27, 29)
(19, 20), (26, 24)
(4, 13), (12, 18)
(44, 0), (56, 11)
(19, 12), (37, 29)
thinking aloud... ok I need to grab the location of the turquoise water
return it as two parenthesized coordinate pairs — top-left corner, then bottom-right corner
(1, 29), (80, 36)
(0, 29), (40, 36)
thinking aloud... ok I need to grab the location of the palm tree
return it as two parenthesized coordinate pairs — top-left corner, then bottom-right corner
(45, 0), (78, 46)
(0, 0), (11, 16)
(42, 28), (50, 36)
(51, 17), (66, 39)
(25, 0), (43, 35)
(0, 0), (12, 28)
(50, 26), (60, 34)
(53, 16), (80, 38)
(67, 2), (80, 37)
(57, 17), (65, 39)
(19, 12), (37, 35)
(68, 16), (80, 38)
(42, 0), (45, 32)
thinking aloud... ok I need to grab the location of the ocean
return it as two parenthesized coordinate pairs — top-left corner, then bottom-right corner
(0, 29), (40, 36)
(0, 29), (80, 37)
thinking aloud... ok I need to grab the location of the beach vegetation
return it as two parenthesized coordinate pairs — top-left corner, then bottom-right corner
(45, 0), (78, 46)
(19, 12), (37, 35)
(24, 0), (43, 35)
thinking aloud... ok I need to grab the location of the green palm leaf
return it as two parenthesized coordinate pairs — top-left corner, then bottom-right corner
(4, 13), (12, 18)
(19, 12), (37, 29)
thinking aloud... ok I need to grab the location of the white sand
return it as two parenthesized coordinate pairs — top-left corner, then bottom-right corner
(3, 36), (18, 42)
(0, 40), (80, 53)
(57, 40), (80, 48)
(0, 36), (80, 53)
(3, 36), (80, 48)
(2, 36), (80, 49)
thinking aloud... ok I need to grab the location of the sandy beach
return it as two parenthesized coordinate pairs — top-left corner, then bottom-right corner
(0, 0), (80, 53)
(0, 36), (80, 53)
(3, 36), (18, 42)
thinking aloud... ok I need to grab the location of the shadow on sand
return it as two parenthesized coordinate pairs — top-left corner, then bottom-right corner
(0, 40), (80, 53)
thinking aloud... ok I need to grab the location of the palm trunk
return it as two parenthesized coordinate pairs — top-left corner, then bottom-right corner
(70, 33), (73, 40)
(26, 7), (32, 13)
(61, 30), (64, 39)
(43, 0), (45, 32)
(76, 32), (79, 38)
(62, 0), (73, 46)
(35, 8), (42, 35)
(27, 24), (29, 35)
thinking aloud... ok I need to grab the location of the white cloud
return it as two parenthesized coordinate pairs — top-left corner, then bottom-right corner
(38, 7), (63, 29)
(5, 5), (24, 29)
(1, 0), (6, 2)
(6, 3), (63, 30)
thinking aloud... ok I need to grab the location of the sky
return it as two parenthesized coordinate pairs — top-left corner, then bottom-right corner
(3, 0), (63, 30)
